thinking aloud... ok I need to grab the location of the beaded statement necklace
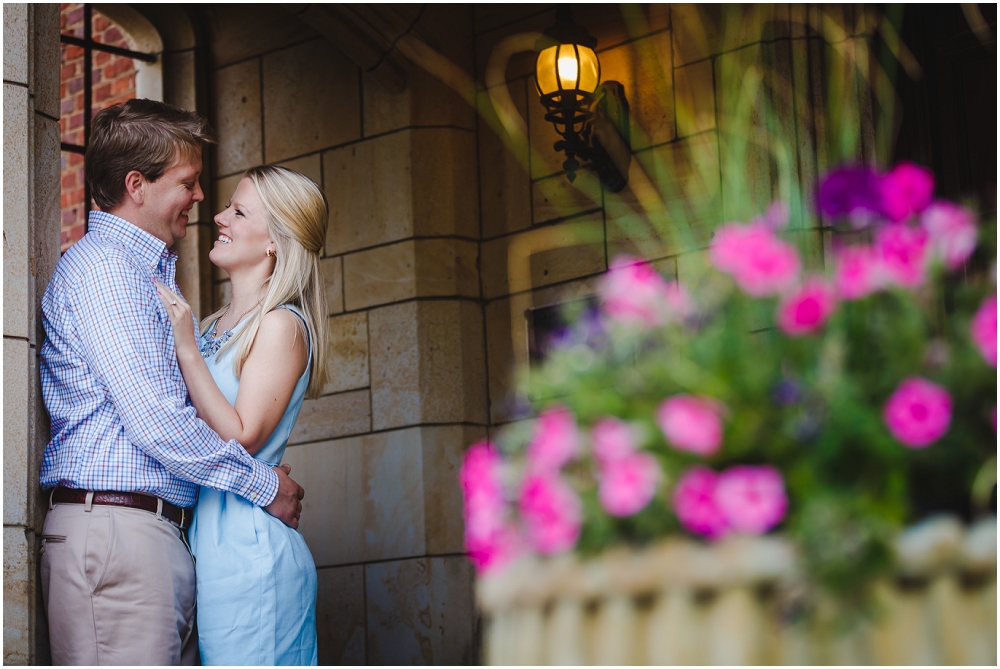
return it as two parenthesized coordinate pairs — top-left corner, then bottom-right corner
(199, 303), (260, 359)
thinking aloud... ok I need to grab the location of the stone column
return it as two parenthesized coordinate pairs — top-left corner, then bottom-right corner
(3, 3), (61, 664)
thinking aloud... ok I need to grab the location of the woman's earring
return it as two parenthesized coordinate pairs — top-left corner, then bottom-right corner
(266, 249), (274, 258)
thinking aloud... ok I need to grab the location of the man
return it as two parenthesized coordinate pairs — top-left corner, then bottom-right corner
(38, 99), (304, 665)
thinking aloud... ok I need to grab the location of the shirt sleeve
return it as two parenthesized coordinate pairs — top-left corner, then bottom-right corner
(73, 250), (279, 506)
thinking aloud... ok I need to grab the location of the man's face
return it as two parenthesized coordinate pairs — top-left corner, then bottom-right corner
(141, 151), (204, 247)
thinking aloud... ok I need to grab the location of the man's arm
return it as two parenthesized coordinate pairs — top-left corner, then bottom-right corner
(72, 253), (286, 508)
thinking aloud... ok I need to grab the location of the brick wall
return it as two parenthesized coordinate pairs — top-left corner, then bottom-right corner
(58, 3), (137, 251)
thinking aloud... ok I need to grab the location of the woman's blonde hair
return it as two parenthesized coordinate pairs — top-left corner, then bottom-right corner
(202, 165), (329, 398)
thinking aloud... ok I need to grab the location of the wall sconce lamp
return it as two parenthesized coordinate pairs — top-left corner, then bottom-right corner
(535, 7), (631, 192)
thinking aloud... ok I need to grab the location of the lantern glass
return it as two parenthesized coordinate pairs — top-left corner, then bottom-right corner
(536, 44), (600, 96)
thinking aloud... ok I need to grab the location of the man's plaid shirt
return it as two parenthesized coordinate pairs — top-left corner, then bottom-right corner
(39, 211), (278, 508)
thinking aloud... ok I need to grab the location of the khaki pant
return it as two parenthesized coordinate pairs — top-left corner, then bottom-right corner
(40, 499), (199, 665)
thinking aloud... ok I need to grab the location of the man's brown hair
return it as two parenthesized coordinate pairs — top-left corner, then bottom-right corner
(86, 99), (214, 211)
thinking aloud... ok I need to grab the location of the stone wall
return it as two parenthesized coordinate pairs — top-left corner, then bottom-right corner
(3, 4), (61, 665)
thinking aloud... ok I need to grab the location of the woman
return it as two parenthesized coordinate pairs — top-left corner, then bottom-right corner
(156, 165), (328, 665)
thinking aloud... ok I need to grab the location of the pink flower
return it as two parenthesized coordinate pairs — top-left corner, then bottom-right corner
(971, 294), (997, 367)
(598, 256), (671, 328)
(751, 200), (791, 231)
(657, 395), (724, 456)
(598, 452), (662, 517)
(591, 417), (639, 466)
(880, 162), (935, 223)
(460, 442), (522, 574)
(672, 467), (729, 539)
(526, 405), (580, 474)
(834, 245), (883, 300)
(714, 466), (787, 534)
(518, 474), (583, 555)
(874, 224), (930, 288)
(777, 277), (838, 336)
(921, 201), (978, 270)
(883, 377), (953, 448)
(710, 223), (801, 296)
(663, 280), (695, 321)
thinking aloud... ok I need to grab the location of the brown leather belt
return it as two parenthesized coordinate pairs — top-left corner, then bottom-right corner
(51, 487), (188, 528)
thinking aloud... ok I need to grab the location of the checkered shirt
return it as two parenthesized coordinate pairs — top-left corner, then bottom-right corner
(39, 211), (278, 508)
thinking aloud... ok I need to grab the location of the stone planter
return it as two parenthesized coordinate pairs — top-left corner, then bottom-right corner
(477, 516), (996, 665)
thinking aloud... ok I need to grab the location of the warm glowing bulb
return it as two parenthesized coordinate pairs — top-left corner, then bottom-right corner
(557, 55), (579, 84)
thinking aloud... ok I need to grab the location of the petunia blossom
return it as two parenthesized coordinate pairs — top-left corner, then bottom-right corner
(921, 201), (978, 270)
(710, 222), (768, 274)
(598, 256), (672, 329)
(970, 294), (997, 367)
(776, 277), (838, 336)
(710, 223), (801, 297)
(714, 465), (788, 534)
(817, 166), (885, 228)
(526, 405), (580, 474)
(834, 245), (883, 300)
(598, 452), (662, 517)
(518, 473), (583, 555)
(591, 417), (639, 466)
(657, 395), (724, 456)
(880, 162), (935, 223)
(460, 442), (522, 574)
(672, 467), (729, 539)
(883, 377), (953, 448)
(874, 223), (930, 288)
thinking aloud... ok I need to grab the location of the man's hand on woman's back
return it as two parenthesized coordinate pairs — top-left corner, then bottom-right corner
(265, 464), (305, 528)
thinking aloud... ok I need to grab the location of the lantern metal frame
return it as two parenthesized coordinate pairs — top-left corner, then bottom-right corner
(535, 8), (631, 192)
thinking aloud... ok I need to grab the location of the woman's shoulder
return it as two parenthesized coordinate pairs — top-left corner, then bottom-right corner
(258, 307), (307, 343)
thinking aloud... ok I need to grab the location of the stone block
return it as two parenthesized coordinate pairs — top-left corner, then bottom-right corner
(321, 256), (344, 315)
(4, 84), (29, 340)
(275, 152), (322, 189)
(366, 555), (476, 665)
(475, 11), (553, 83)
(33, 3), (61, 118)
(324, 129), (478, 254)
(423, 425), (485, 554)
(369, 301), (486, 430)
(288, 389), (371, 445)
(34, 114), (62, 345)
(606, 133), (721, 260)
(3, 527), (31, 664)
(780, 228), (826, 272)
(672, 4), (789, 67)
(481, 213), (606, 300)
(474, 5), (550, 35)
(484, 296), (518, 424)
(284, 428), (422, 565)
(675, 59), (716, 138)
(477, 81), (532, 240)
(316, 565), (366, 665)
(343, 239), (479, 311)
(262, 38), (361, 163)
(213, 172), (244, 229)
(212, 59), (262, 177)
(174, 223), (212, 320)
(3, 4), (28, 84)
(363, 64), (476, 136)
(4, 339), (29, 527)
(212, 280), (231, 312)
(597, 29), (675, 151)
(532, 170), (603, 226)
(163, 50), (197, 111)
(204, 4), (318, 70)
(324, 312), (369, 395)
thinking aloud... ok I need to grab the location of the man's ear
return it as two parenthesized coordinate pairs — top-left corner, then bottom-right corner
(123, 170), (146, 205)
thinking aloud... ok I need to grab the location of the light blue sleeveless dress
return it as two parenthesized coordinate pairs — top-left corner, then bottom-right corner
(189, 305), (318, 666)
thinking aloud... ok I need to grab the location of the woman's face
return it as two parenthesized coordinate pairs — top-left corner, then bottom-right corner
(210, 177), (274, 274)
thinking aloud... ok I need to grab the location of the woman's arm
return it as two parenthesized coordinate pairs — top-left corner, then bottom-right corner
(156, 283), (308, 455)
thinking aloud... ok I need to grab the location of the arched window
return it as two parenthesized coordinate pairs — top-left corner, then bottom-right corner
(59, 3), (162, 250)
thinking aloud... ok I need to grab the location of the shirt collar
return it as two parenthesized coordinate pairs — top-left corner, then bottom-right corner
(88, 210), (178, 269)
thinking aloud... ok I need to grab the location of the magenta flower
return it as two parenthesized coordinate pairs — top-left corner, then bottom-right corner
(817, 166), (885, 228)
(971, 294), (997, 367)
(834, 245), (883, 300)
(658, 395), (724, 456)
(591, 417), (639, 466)
(598, 256), (672, 328)
(598, 452), (662, 517)
(880, 162), (935, 223)
(518, 474), (583, 555)
(672, 467), (729, 539)
(777, 277), (837, 336)
(874, 224), (930, 288)
(710, 223), (801, 296)
(526, 405), (580, 474)
(714, 466), (788, 534)
(883, 377), (953, 448)
(460, 442), (522, 574)
(921, 201), (978, 270)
